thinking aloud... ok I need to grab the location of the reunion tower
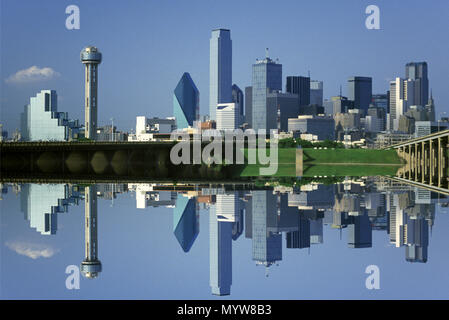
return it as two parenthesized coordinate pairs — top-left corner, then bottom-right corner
(80, 46), (102, 140)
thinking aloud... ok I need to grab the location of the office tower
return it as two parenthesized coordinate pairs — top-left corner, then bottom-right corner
(310, 219), (323, 244)
(81, 185), (102, 278)
(232, 84), (244, 125)
(405, 62), (429, 107)
(209, 29), (232, 121)
(330, 95), (355, 114)
(310, 80), (323, 106)
(323, 99), (334, 116)
(372, 94), (388, 111)
(252, 54), (282, 131)
(404, 215), (429, 263)
(347, 213), (372, 248)
(81, 46), (102, 140)
(286, 215), (310, 249)
(389, 78), (415, 131)
(348, 76), (372, 114)
(216, 103), (238, 130)
(20, 90), (74, 141)
(244, 86), (252, 126)
(20, 184), (69, 235)
(266, 92), (300, 131)
(209, 205), (232, 296)
(286, 76), (310, 107)
(173, 72), (199, 130)
(425, 91), (435, 122)
(173, 194), (199, 252)
(252, 191), (282, 267)
(288, 115), (335, 140)
(366, 105), (386, 132)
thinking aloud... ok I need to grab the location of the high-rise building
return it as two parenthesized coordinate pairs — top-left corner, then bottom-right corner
(173, 194), (199, 252)
(252, 54), (282, 131)
(405, 62), (429, 107)
(348, 76), (372, 114)
(286, 76), (310, 107)
(266, 92), (300, 131)
(288, 115), (335, 140)
(231, 84), (244, 125)
(389, 78), (415, 131)
(81, 185), (102, 278)
(210, 204), (232, 296)
(173, 72), (199, 129)
(252, 191), (282, 267)
(209, 29), (232, 121)
(371, 94), (389, 112)
(425, 91), (435, 122)
(20, 184), (73, 235)
(330, 95), (355, 114)
(81, 46), (102, 140)
(20, 90), (77, 141)
(216, 103), (238, 130)
(310, 80), (323, 106)
(244, 86), (252, 126)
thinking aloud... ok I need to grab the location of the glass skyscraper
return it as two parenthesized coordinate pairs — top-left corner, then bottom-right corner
(209, 204), (232, 296)
(173, 194), (199, 253)
(209, 29), (232, 121)
(405, 62), (429, 107)
(173, 72), (199, 129)
(251, 57), (282, 131)
(20, 90), (71, 141)
(286, 76), (310, 107)
(348, 76), (372, 115)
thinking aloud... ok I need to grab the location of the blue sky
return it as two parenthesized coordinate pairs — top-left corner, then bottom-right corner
(1, 0), (449, 133)
(1, 186), (449, 299)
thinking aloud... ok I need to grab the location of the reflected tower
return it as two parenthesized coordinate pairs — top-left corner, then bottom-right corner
(81, 46), (102, 140)
(81, 185), (102, 278)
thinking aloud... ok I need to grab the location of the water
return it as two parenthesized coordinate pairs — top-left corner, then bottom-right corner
(1, 177), (448, 299)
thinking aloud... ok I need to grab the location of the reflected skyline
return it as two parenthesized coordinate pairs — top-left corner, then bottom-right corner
(2, 177), (448, 297)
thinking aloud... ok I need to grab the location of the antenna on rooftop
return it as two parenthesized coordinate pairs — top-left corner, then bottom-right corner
(265, 47), (269, 58)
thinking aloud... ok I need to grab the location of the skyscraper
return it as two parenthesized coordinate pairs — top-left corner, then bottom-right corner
(405, 62), (429, 107)
(209, 29), (232, 121)
(389, 78), (415, 131)
(173, 72), (199, 129)
(231, 84), (244, 125)
(252, 54), (282, 131)
(216, 103), (238, 130)
(173, 194), (199, 252)
(310, 80), (324, 106)
(286, 76), (310, 107)
(209, 203), (232, 296)
(81, 46), (102, 140)
(244, 86), (252, 126)
(348, 76), (372, 114)
(20, 90), (73, 141)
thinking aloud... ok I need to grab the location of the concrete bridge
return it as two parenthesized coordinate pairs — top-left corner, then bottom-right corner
(385, 129), (449, 189)
(0, 141), (245, 181)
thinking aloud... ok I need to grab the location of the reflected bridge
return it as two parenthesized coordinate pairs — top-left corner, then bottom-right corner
(385, 129), (449, 189)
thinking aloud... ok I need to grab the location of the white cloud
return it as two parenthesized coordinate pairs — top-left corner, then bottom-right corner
(5, 241), (59, 259)
(5, 66), (60, 84)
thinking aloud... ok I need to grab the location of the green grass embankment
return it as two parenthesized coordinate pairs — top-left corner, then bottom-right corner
(239, 148), (403, 177)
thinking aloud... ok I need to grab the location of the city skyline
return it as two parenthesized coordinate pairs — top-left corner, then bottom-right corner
(2, 178), (448, 298)
(2, 0), (448, 134)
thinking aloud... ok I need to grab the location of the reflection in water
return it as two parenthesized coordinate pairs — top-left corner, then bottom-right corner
(3, 177), (448, 296)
